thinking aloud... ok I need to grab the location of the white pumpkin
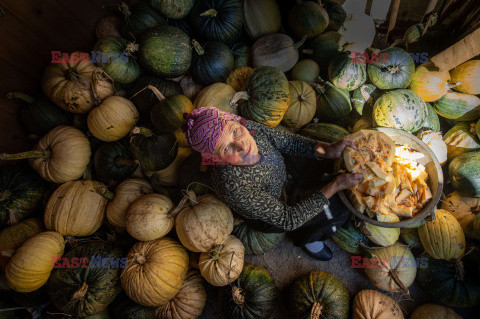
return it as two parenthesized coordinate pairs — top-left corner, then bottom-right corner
(339, 12), (376, 53)
(417, 130), (448, 166)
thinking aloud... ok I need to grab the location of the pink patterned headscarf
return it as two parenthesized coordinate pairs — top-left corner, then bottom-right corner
(183, 106), (248, 154)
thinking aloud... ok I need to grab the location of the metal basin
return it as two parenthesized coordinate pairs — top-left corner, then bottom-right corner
(335, 127), (443, 228)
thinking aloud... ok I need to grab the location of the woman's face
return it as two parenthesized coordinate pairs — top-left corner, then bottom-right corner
(214, 121), (259, 165)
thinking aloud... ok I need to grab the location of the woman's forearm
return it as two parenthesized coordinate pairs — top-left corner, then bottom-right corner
(320, 180), (338, 199)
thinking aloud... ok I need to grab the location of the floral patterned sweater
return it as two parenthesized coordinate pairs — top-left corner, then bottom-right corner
(210, 120), (331, 232)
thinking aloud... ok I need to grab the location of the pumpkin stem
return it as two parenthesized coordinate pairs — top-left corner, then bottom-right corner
(134, 253), (146, 265)
(146, 85), (166, 102)
(298, 94), (306, 102)
(0, 189), (11, 203)
(131, 126), (153, 137)
(470, 123), (477, 134)
(200, 8), (217, 17)
(72, 282), (88, 300)
(192, 39), (205, 56)
(125, 42), (139, 54)
(389, 269), (409, 294)
(447, 81), (461, 89)
(302, 49), (314, 55)
(310, 301), (323, 319)
(232, 286), (245, 306)
(388, 66), (400, 74)
(230, 91), (249, 108)
(310, 82), (326, 94)
(0, 149), (52, 161)
(342, 42), (355, 51)
(294, 36), (308, 50)
(65, 68), (80, 81)
(169, 190), (198, 217)
(96, 186), (115, 200)
(115, 157), (139, 167)
(6, 92), (35, 104)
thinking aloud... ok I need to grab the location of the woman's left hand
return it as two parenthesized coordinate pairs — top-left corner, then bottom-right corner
(316, 137), (356, 159)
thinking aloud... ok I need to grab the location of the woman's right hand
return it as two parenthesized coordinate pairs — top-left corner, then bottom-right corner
(333, 173), (364, 192)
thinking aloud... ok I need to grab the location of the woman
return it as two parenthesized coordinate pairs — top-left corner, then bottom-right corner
(183, 106), (363, 260)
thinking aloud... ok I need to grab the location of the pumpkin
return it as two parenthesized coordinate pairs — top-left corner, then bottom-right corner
(5, 231), (64, 292)
(289, 1), (329, 39)
(150, 0), (194, 19)
(417, 256), (480, 307)
(289, 270), (349, 319)
(0, 166), (48, 226)
(243, 0), (281, 39)
(150, 93), (194, 133)
(233, 66), (290, 127)
(190, 40), (234, 85)
(351, 84), (381, 117)
(251, 33), (305, 73)
(0, 218), (44, 259)
(368, 48), (415, 90)
(448, 151), (480, 197)
(121, 1), (166, 39)
(300, 122), (349, 143)
(400, 227), (423, 249)
(126, 194), (175, 241)
(231, 42), (251, 68)
(409, 62), (452, 102)
(0, 126), (91, 184)
(121, 237), (189, 307)
(42, 52), (114, 113)
(179, 75), (204, 100)
(93, 37), (141, 85)
(443, 122), (480, 161)
(221, 263), (277, 319)
(226, 67), (253, 93)
(410, 304), (462, 319)
(352, 117), (374, 133)
(364, 243), (417, 293)
(352, 289), (404, 319)
(232, 221), (285, 255)
(190, 0), (243, 43)
(151, 147), (193, 187)
(332, 220), (369, 254)
(328, 51), (367, 91)
(179, 153), (212, 196)
(47, 242), (123, 317)
(281, 81), (316, 130)
(418, 102), (441, 132)
(44, 180), (111, 237)
(96, 16), (122, 40)
(417, 130), (448, 166)
(311, 81), (352, 122)
(106, 178), (153, 228)
(433, 91), (480, 121)
(139, 26), (192, 78)
(373, 89), (428, 133)
(305, 31), (342, 68)
(198, 235), (244, 286)
(450, 60), (480, 95)
(129, 127), (178, 172)
(441, 192), (480, 239)
(109, 293), (155, 319)
(94, 143), (138, 181)
(7, 92), (73, 136)
(339, 12), (376, 53)
(323, 0), (347, 31)
(155, 269), (207, 319)
(290, 59), (320, 83)
(359, 214), (401, 247)
(175, 192), (234, 252)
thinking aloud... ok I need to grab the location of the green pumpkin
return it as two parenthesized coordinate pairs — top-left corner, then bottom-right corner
(122, 1), (166, 39)
(129, 127), (178, 172)
(0, 217), (44, 257)
(323, 0), (347, 31)
(232, 222), (285, 255)
(149, 0), (194, 19)
(449, 151), (480, 197)
(222, 263), (278, 319)
(306, 31), (342, 68)
(290, 59), (320, 83)
(400, 227), (423, 249)
(300, 122), (349, 143)
(351, 84), (382, 117)
(332, 221), (370, 254)
(7, 92), (73, 136)
(0, 166), (48, 226)
(129, 75), (183, 123)
(311, 81), (352, 122)
(289, 270), (349, 319)
(417, 102), (441, 132)
(443, 122), (480, 161)
(150, 93), (194, 133)
(433, 91), (480, 121)
(236, 66), (290, 127)
(417, 256), (480, 307)
(93, 37), (141, 85)
(367, 48), (415, 90)
(231, 42), (251, 68)
(190, 0), (244, 44)
(139, 26), (192, 78)
(288, 1), (329, 39)
(191, 40), (234, 85)
(328, 51), (366, 91)
(47, 242), (123, 317)
(178, 153), (211, 196)
(94, 143), (138, 181)
(404, 23), (425, 49)
(373, 89), (428, 133)
(109, 293), (155, 319)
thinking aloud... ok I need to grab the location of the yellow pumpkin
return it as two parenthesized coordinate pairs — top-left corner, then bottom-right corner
(151, 147), (193, 187)
(174, 129), (190, 147)
(44, 180), (111, 237)
(42, 52), (114, 113)
(417, 130), (448, 166)
(121, 237), (189, 307)
(155, 269), (207, 319)
(6, 231), (64, 292)
(226, 67), (254, 92)
(441, 192), (480, 239)
(409, 62), (452, 102)
(450, 60), (480, 95)
(418, 209), (466, 260)
(87, 96), (139, 142)
(126, 194), (175, 241)
(198, 235), (245, 287)
(410, 303), (462, 319)
(106, 178), (153, 228)
(194, 83), (237, 114)
(282, 81), (316, 130)
(359, 214), (400, 247)
(175, 193), (234, 252)
(352, 289), (404, 319)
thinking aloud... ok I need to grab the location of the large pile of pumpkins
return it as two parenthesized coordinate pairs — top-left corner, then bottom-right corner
(0, 0), (479, 318)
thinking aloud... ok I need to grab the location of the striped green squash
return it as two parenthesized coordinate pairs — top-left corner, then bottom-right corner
(332, 221), (370, 254)
(306, 31), (342, 68)
(328, 51), (366, 91)
(367, 48), (415, 90)
(449, 151), (480, 197)
(300, 123), (349, 143)
(351, 84), (382, 116)
(443, 122), (480, 161)
(373, 89), (428, 132)
(323, 0), (347, 31)
(312, 81), (351, 122)
(433, 91), (480, 121)
(400, 227), (423, 248)
(232, 222), (285, 255)
(417, 102), (441, 132)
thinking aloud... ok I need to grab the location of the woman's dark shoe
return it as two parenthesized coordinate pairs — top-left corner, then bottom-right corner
(303, 243), (333, 261)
